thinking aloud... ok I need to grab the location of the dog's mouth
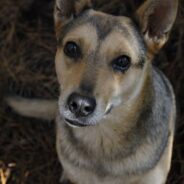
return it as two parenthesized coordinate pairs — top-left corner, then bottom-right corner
(62, 103), (114, 128)
(64, 118), (89, 127)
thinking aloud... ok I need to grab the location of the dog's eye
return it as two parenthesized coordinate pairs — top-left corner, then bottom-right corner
(111, 55), (131, 72)
(64, 42), (81, 59)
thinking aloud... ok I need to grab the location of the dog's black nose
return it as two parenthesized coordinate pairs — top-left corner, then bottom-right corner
(67, 93), (96, 117)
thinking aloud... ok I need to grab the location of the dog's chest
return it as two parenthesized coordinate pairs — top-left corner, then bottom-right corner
(56, 120), (145, 184)
(61, 160), (139, 184)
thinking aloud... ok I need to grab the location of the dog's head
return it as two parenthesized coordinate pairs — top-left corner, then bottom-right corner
(54, 0), (178, 127)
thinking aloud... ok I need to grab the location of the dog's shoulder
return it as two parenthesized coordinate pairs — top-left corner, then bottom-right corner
(152, 66), (176, 118)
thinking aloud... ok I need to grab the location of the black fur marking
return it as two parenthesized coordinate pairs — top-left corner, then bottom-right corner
(88, 15), (118, 40)
(134, 58), (145, 68)
(79, 82), (94, 94)
(139, 58), (145, 68)
(154, 67), (172, 98)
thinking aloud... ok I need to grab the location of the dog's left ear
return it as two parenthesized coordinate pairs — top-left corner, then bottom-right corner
(54, 0), (92, 32)
(136, 0), (178, 57)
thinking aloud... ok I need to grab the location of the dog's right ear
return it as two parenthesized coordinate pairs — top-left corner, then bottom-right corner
(54, 0), (92, 32)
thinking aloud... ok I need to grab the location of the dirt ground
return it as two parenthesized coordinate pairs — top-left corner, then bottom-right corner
(0, 0), (184, 183)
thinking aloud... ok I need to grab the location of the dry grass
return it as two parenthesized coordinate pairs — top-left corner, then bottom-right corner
(0, 0), (183, 183)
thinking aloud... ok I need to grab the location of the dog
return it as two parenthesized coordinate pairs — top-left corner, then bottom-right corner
(6, 0), (178, 183)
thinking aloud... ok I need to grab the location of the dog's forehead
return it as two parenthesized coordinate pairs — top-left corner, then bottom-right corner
(84, 10), (132, 40)
(60, 10), (135, 42)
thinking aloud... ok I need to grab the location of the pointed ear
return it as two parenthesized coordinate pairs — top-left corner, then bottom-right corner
(54, 0), (92, 31)
(136, 0), (178, 57)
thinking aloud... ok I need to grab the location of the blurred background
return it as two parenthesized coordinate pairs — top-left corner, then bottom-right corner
(0, 0), (183, 183)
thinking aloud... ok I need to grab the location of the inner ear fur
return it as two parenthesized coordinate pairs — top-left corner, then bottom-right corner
(136, 0), (178, 57)
(54, 0), (92, 31)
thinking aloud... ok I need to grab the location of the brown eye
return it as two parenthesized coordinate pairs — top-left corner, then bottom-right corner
(64, 42), (81, 59)
(111, 55), (131, 72)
